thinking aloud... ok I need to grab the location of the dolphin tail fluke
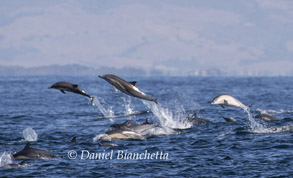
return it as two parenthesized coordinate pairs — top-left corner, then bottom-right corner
(71, 136), (77, 143)
(90, 96), (95, 104)
(153, 99), (158, 104)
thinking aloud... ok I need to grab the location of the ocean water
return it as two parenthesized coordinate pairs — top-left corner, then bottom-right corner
(0, 76), (292, 177)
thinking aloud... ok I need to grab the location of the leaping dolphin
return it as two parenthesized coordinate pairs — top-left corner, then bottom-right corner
(98, 74), (158, 104)
(13, 142), (57, 160)
(48, 81), (94, 103)
(211, 94), (248, 110)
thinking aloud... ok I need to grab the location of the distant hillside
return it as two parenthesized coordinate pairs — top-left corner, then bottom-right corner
(0, 64), (147, 76)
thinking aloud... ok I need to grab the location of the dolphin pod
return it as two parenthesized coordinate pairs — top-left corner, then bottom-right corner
(99, 74), (158, 104)
(48, 81), (94, 103)
(13, 142), (57, 160)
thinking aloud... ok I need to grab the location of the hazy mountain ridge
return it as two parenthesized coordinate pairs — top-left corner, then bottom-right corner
(0, 64), (291, 76)
(0, 64), (147, 76)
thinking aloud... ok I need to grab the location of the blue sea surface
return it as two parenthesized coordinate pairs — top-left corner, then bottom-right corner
(0, 76), (292, 177)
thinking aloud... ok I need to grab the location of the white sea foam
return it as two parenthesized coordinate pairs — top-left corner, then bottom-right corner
(256, 108), (293, 114)
(251, 124), (293, 134)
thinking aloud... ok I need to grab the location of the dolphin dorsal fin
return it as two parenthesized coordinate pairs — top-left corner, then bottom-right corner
(124, 120), (132, 126)
(71, 136), (77, 143)
(192, 113), (197, 118)
(72, 84), (78, 88)
(23, 142), (30, 150)
(144, 118), (150, 124)
(128, 81), (137, 86)
(60, 90), (66, 94)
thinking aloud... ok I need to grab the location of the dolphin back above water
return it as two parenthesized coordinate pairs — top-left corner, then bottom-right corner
(110, 119), (158, 134)
(211, 94), (248, 110)
(98, 74), (158, 104)
(1, 160), (26, 169)
(13, 142), (57, 160)
(255, 114), (277, 121)
(183, 113), (213, 125)
(98, 119), (158, 141)
(48, 81), (94, 102)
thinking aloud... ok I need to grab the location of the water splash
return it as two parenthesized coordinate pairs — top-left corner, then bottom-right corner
(244, 108), (293, 134)
(0, 152), (13, 167)
(122, 97), (134, 116)
(22, 127), (38, 142)
(92, 96), (114, 118)
(142, 100), (193, 131)
(244, 107), (266, 132)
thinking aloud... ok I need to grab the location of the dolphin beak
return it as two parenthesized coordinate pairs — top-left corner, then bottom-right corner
(98, 75), (104, 79)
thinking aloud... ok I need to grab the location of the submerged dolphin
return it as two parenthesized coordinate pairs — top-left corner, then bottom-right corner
(211, 94), (248, 110)
(98, 74), (158, 104)
(255, 114), (277, 121)
(13, 143), (57, 160)
(48, 81), (94, 103)
(1, 160), (26, 169)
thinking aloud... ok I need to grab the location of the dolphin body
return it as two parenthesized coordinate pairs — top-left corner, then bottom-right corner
(110, 119), (158, 134)
(211, 94), (248, 110)
(183, 113), (213, 125)
(98, 74), (158, 104)
(48, 81), (94, 103)
(98, 119), (157, 141)
(255, 114), (277, 121)
(13, 143), (57, 160)
(99, 128), (145, 141)
(1, 160), (26, 169)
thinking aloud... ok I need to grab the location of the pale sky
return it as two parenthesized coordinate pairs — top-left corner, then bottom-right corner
(0, 0), (292, 75)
